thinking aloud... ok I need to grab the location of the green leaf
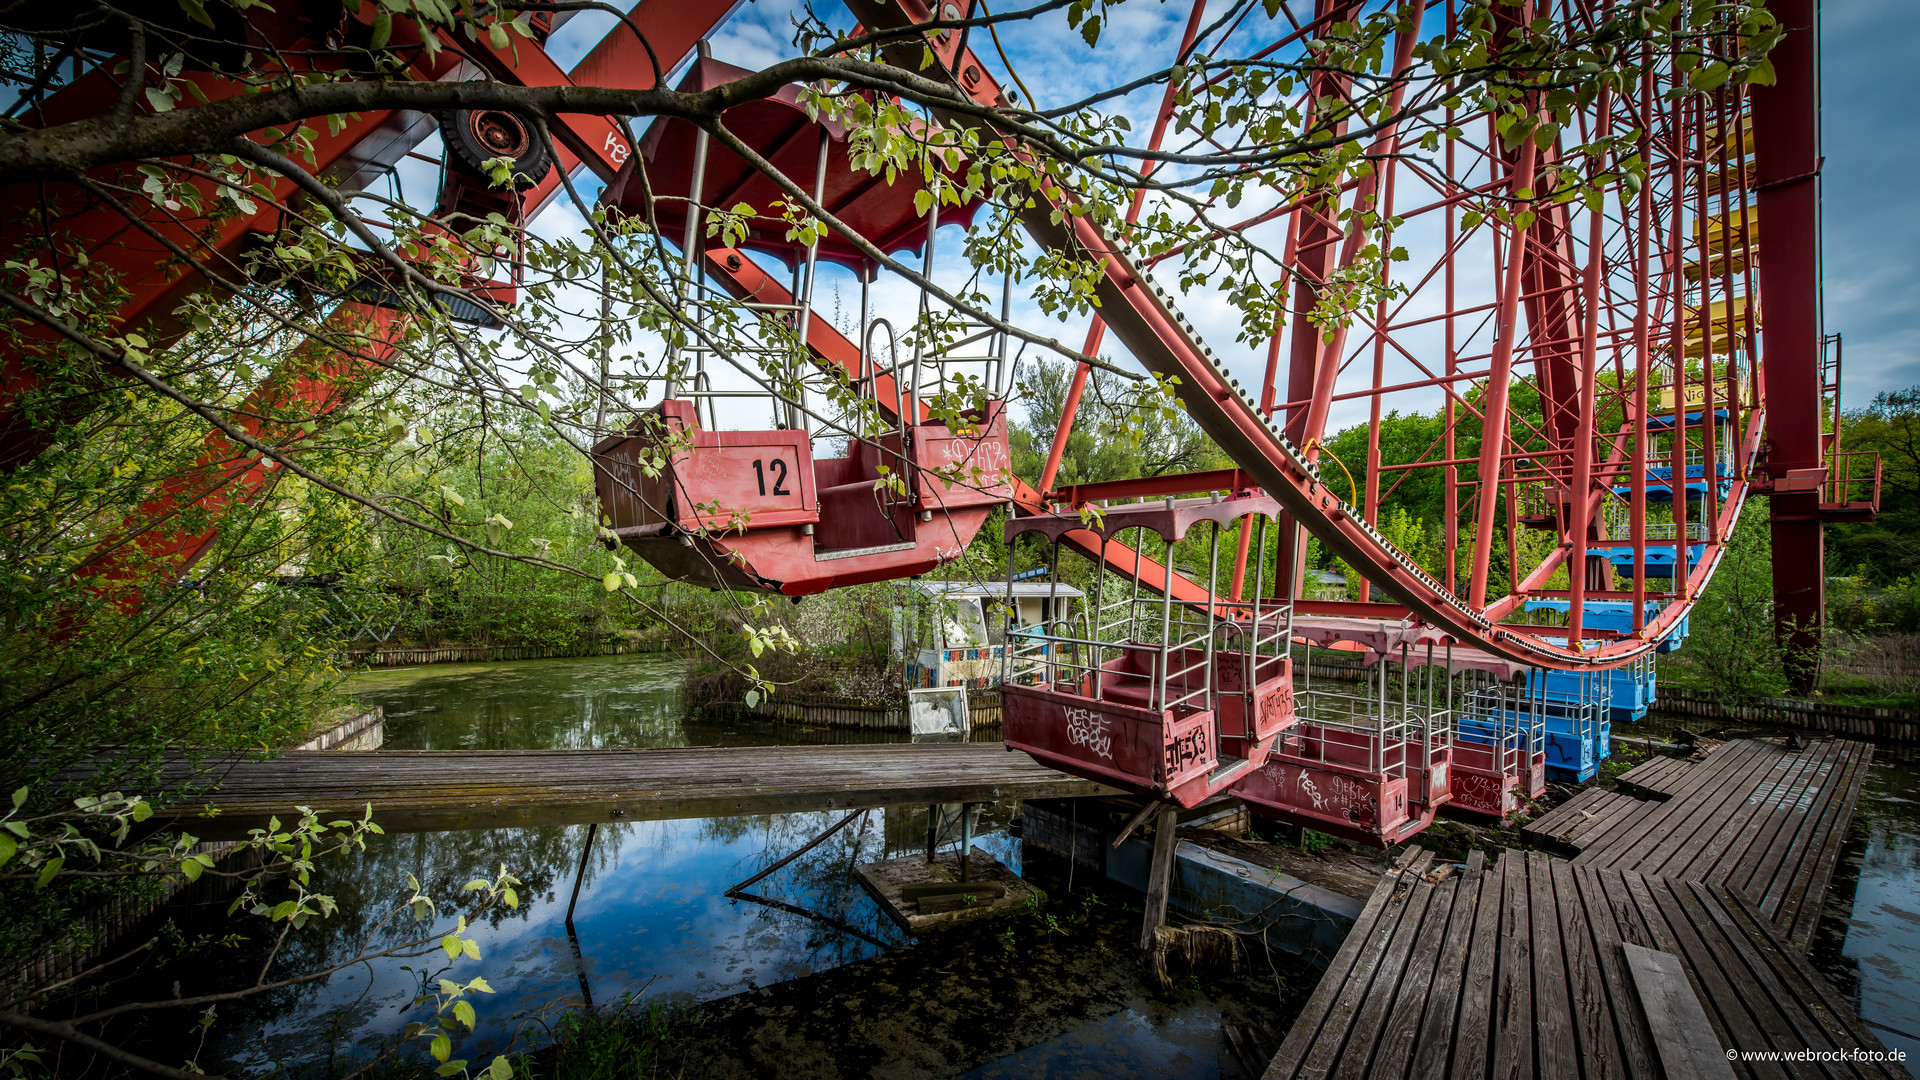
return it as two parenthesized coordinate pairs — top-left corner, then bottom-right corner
(0, 833), (15, 869)
(270, 900), (298, 921)
(11, 787), (26, 809)
(488, 22), (509, 49)
(744, 689), (761, 708)
(430, 1034), (452, 1063)
(435, 1063), (465, 1078)
(468, 976), (495, 993)
(462, 938), (481, 961)
(370, 11), (393, 48)
(442, 934), (462, 960)
(1691, 61), (1731, 91)
(487, 1056), (514, 1080)
(454, 1000), (477, 1029)
(176, 0), (217, 28)
(602, 572), (622, 592)
(35, 857), (62, 890)
(181, 858), (203, 883)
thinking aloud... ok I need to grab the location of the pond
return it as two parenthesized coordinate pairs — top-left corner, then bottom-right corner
(126, 655), (1305, 1078)
(1816, 744), (1920, 1064)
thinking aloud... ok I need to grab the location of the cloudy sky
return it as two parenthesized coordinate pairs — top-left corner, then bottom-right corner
(507, 0), (1914, 427)
(1816, 0), (1920, 405)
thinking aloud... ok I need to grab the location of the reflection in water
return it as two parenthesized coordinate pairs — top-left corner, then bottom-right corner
(349, 653), (986, 750)
(1830, 746), (1920, 1062)
(166, 655), (1288, 1078)
(205, 807), (947, 1072)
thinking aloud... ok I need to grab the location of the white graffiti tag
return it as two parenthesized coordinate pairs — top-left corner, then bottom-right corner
(1064, 707), (1113, 759)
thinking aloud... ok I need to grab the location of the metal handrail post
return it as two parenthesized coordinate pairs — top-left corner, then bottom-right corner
(1091, 527), (1107, 700)
(667, 122), (711, 402)
(1158, 502), (1176, 711)
(1204, 522), (1220, 714)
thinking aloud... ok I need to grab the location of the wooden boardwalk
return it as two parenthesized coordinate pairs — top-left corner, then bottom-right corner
(149, 744), (1115, 837)
(1522, 738), (1872, 947)
(1266, 847), (1909, 1080)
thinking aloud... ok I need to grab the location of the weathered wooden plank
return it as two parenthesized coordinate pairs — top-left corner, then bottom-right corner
(1586, 742), (1781, 870)
(1551, 858), (1626, 1080)
(1623, 742), (1791, 881)
(1525, 789), (1641, 856)
(1718, 740), (1837, 902)
(1707, 883), (1906, 1080)
(1768, 740), (1872, 947)
(1408, 849), (1487, 1080)
(1656, 741), (1825, 902)
(1491, 853), (1536, 1080)
(1680, 880), (1860, 1076)
(1528, 851), (1579, 1080)
(1667, 878), (1831, 1070)
(1364, 872), (1457, 1080)
(1571, 866), (1662, 1080)
(1634, 876), (1789, 1080)
(1328, 876), (1442, 1080)
(1623, 942), (1740, 1080)
(1453, 852), (1509, 1080)
(144, 745), (1119, 837)
(1265, 849), (1424, 1080)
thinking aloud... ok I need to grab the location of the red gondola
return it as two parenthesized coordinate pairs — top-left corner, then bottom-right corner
(592, 49), (1012, 595)
(999, 491), (1295, 808)
(1229, 638), (1453, 847)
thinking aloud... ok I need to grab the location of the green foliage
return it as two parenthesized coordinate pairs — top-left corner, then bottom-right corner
(349, 409), (662, 653)
(1010, 358), (1229, 490)
(0, 399), (349, 790)
(1661, 510), (1789, 701)
(1829, 385), (1920, 584)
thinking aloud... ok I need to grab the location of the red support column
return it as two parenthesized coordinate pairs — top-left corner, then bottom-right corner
(1751, 0), (1824, 690)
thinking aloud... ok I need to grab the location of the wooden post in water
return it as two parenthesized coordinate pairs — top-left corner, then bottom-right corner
(1140, 806), (1179, 951)
(958, 802), (974, 881)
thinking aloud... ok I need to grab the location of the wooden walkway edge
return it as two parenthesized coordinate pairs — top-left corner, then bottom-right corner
(1523, 737), (1872, 947)
(146, 744), (1118, 838)
(1264, 848), (1911, 1080)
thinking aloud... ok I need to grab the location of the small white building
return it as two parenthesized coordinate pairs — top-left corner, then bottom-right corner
(896, 580), (1084, 689)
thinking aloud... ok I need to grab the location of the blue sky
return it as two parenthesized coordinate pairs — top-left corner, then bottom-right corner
(1819, 0), (1920, 406)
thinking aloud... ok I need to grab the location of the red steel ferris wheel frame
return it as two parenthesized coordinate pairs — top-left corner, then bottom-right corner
(0, 0), (1829, 675)
(848, 0), (1804, 671)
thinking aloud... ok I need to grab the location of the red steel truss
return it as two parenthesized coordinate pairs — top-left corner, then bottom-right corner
(848, 0), (1864, 673)
(0, 0), (1864, 678)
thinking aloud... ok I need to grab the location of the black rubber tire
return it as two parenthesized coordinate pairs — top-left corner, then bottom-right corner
(437, 108), (553, 190)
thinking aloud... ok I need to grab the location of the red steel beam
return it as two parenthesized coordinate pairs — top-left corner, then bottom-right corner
(1752, 0), (1824, 691)
(844, 0), (1714, 668)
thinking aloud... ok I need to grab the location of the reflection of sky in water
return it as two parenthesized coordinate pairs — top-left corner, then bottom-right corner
(960, 1003), (1233, 1080)
(1840, 755), (1920, 1063)
(215, 807), (1027, 1071)
(203, 656), (1032, 1073)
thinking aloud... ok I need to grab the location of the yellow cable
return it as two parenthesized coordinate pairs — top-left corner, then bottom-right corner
(974, 0), (1040, 110)
(1306, 439), (1359, 506)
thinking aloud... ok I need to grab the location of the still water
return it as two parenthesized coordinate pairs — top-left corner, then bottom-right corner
(171, 655), (1298, 1077)
(1819, 744), (1920, 1063)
